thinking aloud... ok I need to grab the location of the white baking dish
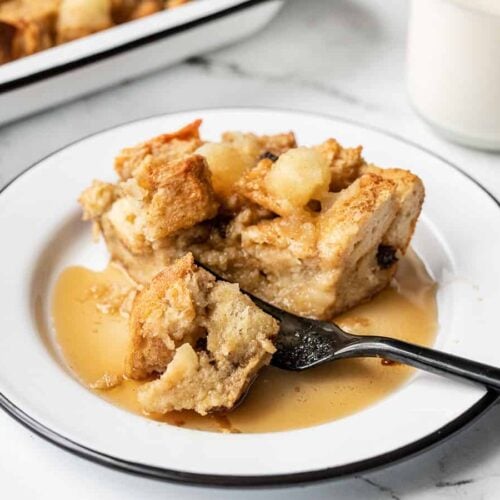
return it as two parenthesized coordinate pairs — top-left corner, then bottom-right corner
(0, 0), (283, 126)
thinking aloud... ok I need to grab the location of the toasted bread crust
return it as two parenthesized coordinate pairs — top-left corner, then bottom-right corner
(143, 155), (219, 241)
(361, 164), (425, 251)
(114, 120), (203, 180)
(317, 174), (398, 266)
(94, 154), (219, 256)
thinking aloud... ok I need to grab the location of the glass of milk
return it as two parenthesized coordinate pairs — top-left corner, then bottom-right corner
(407, 0), (500, 150)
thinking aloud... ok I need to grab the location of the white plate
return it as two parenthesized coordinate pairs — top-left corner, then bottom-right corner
(0, 108), (498, 486)
(0, 1), (284, 125)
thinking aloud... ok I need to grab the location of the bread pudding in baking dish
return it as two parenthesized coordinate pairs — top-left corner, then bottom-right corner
(80, 119), (424, 321)
(0, 0), (189, 64)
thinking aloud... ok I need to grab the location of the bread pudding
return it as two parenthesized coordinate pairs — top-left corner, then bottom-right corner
(0, 0), (189, 64)
(79, 119), (424, 321)
(129, 254), (278, 415)
(76, 119), (426, 416)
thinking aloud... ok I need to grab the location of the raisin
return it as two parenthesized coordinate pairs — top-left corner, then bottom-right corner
(195, 336), (207, 351)
(376, 245), (398, 269)
(259, 151), (279, 162)
(307, 199), (322, 212)
(212, 215), (231, 239)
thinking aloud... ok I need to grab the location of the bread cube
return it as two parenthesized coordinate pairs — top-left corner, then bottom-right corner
(114, 120), (203, 180)
(361, 164), (425, 251)
(142, 155), (219, 241)
(105, 196), (148, 254)
(236, 159), (296, 216)
(125, 253), (215, 379)
(315, 139), (365, 191)
(317, 173), (398, 266)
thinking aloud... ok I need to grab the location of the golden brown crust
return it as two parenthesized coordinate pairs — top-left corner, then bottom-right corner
(361, 164), (425, 251)
(317, 174), (400, 316)
(143, 155), (219, 241)
(114, 120), (202, 180)
(0, 20), (14, 63)
(165, 0), (190, 8)
(317, 174), (398, 266)
(86, 153), (219, 257)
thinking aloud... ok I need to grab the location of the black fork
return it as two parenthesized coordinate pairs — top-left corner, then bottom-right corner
(197, 261), (500, 391)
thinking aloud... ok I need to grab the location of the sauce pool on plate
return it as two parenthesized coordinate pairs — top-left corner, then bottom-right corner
(51, 249), (437, 433)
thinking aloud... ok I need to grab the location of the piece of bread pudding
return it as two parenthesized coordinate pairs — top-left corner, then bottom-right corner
(79, 119), (424, 320)
(127, 254), (278, 415)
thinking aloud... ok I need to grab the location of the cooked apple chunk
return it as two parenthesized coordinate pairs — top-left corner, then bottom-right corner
(265, 147), (331, 209)
(129, 255), (279, 415)
(196, 142), (250, 199)
(237, 147), (333, 217)
(57, 0), (114, 44)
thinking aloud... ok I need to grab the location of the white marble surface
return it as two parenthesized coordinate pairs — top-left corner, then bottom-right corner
(1, 1), (500, 498)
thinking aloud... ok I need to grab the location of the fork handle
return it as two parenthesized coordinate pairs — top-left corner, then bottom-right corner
(339, 336), (500, 392)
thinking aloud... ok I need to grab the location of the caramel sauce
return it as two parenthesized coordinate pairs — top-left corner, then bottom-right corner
(51, 250), (437, 433)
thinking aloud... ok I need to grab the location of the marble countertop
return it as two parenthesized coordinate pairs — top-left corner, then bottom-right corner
(1, 1), (499, 498)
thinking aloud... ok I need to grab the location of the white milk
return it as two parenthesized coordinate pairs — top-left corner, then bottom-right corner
(407, 0), (500, 150)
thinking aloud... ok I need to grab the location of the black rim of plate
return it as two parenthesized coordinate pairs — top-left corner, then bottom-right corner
(0, 0), (274, 94)
(0, 108), (498, 488)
